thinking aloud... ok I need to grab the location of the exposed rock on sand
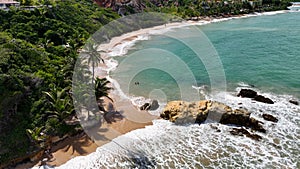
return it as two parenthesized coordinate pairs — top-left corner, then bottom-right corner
(160, 100), (266, 133)
(237, 89), (274, 104)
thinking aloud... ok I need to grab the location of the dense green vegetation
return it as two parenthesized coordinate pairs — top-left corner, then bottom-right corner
(0, 0), (293, 167)
(0, 0), (118, 166)
(142, 0), (292, 18)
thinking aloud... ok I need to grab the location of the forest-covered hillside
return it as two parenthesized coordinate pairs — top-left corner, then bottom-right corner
(0, 0), (118, 166)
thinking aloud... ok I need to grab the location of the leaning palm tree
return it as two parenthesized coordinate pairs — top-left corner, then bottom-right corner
(95, 77), (113, 102)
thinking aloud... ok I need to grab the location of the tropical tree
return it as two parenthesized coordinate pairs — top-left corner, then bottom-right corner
(95, 77), (113, 102)
(81, 39), (104, 85)
(26, 126), (48, 147)
(43, 86), (74, 123)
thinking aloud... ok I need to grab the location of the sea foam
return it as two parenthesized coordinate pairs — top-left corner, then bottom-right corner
(56, 90), (299, 169)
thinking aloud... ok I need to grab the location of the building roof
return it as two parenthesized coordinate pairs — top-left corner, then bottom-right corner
(0, 0), (20, 4)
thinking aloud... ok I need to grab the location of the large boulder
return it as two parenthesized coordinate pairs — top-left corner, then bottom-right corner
(160, 100), (265, 132)
(160, 100), (210, 124)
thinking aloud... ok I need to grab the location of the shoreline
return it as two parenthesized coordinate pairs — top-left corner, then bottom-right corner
(16, 10), (290, 169)
(98, 10), (288, 57)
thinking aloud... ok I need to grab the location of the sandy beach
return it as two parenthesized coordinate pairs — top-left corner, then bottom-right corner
(16, 105), (155, 169)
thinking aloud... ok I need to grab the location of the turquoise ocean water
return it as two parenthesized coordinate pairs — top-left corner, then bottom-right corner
(113, 11), (300, 100)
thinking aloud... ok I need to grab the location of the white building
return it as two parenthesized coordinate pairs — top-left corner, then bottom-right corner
(0, 0), (20, 11)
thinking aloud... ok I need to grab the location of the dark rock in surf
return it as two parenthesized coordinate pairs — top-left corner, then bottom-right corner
(254, 95), (274, 104)
(237, 89), (257, 98)
(262, 114), (278, 122)
(289, 100), (299, 105)
(230, 128), (262, 141)
(237, 89), (274, 104)
(140, 100), (160, 111)
(230, 128), (245, 136)
(247, 117), (266, 133)
(149, 100), (159, 111)
(140, 103), (151, 111)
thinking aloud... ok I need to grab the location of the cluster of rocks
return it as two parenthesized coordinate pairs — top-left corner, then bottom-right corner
(160, 100), (279, 141)
(237, 88), (299, 105)
(156, 88), (297, 141)
(237, 89), (274, 104)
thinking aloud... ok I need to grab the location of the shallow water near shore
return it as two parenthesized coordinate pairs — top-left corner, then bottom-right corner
(40, 11), (299, 168)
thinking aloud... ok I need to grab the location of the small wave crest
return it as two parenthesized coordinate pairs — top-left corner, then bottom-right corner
(237, 82), (255, 88)
(107, 35), (150, 57)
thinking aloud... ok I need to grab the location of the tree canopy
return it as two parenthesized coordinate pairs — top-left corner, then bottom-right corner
(0, 0), (118, 165)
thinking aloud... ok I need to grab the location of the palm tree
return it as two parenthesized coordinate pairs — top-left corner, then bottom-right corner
(95, 77), (113, 102)
(43, 86), (75, 123)
(81, 39), (104, 85)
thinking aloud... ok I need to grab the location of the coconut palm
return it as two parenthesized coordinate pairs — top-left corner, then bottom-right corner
(95, 77), (113, 102)
(43, 86), (75, 123)
(81, 39), (104, 85)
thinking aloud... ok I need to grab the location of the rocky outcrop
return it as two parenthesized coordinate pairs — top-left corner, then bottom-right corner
(237, 89), (274, 104)
(160, 100), (265, 132)
(237, 89), (257, 98)
(262, 114), (278, 122)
